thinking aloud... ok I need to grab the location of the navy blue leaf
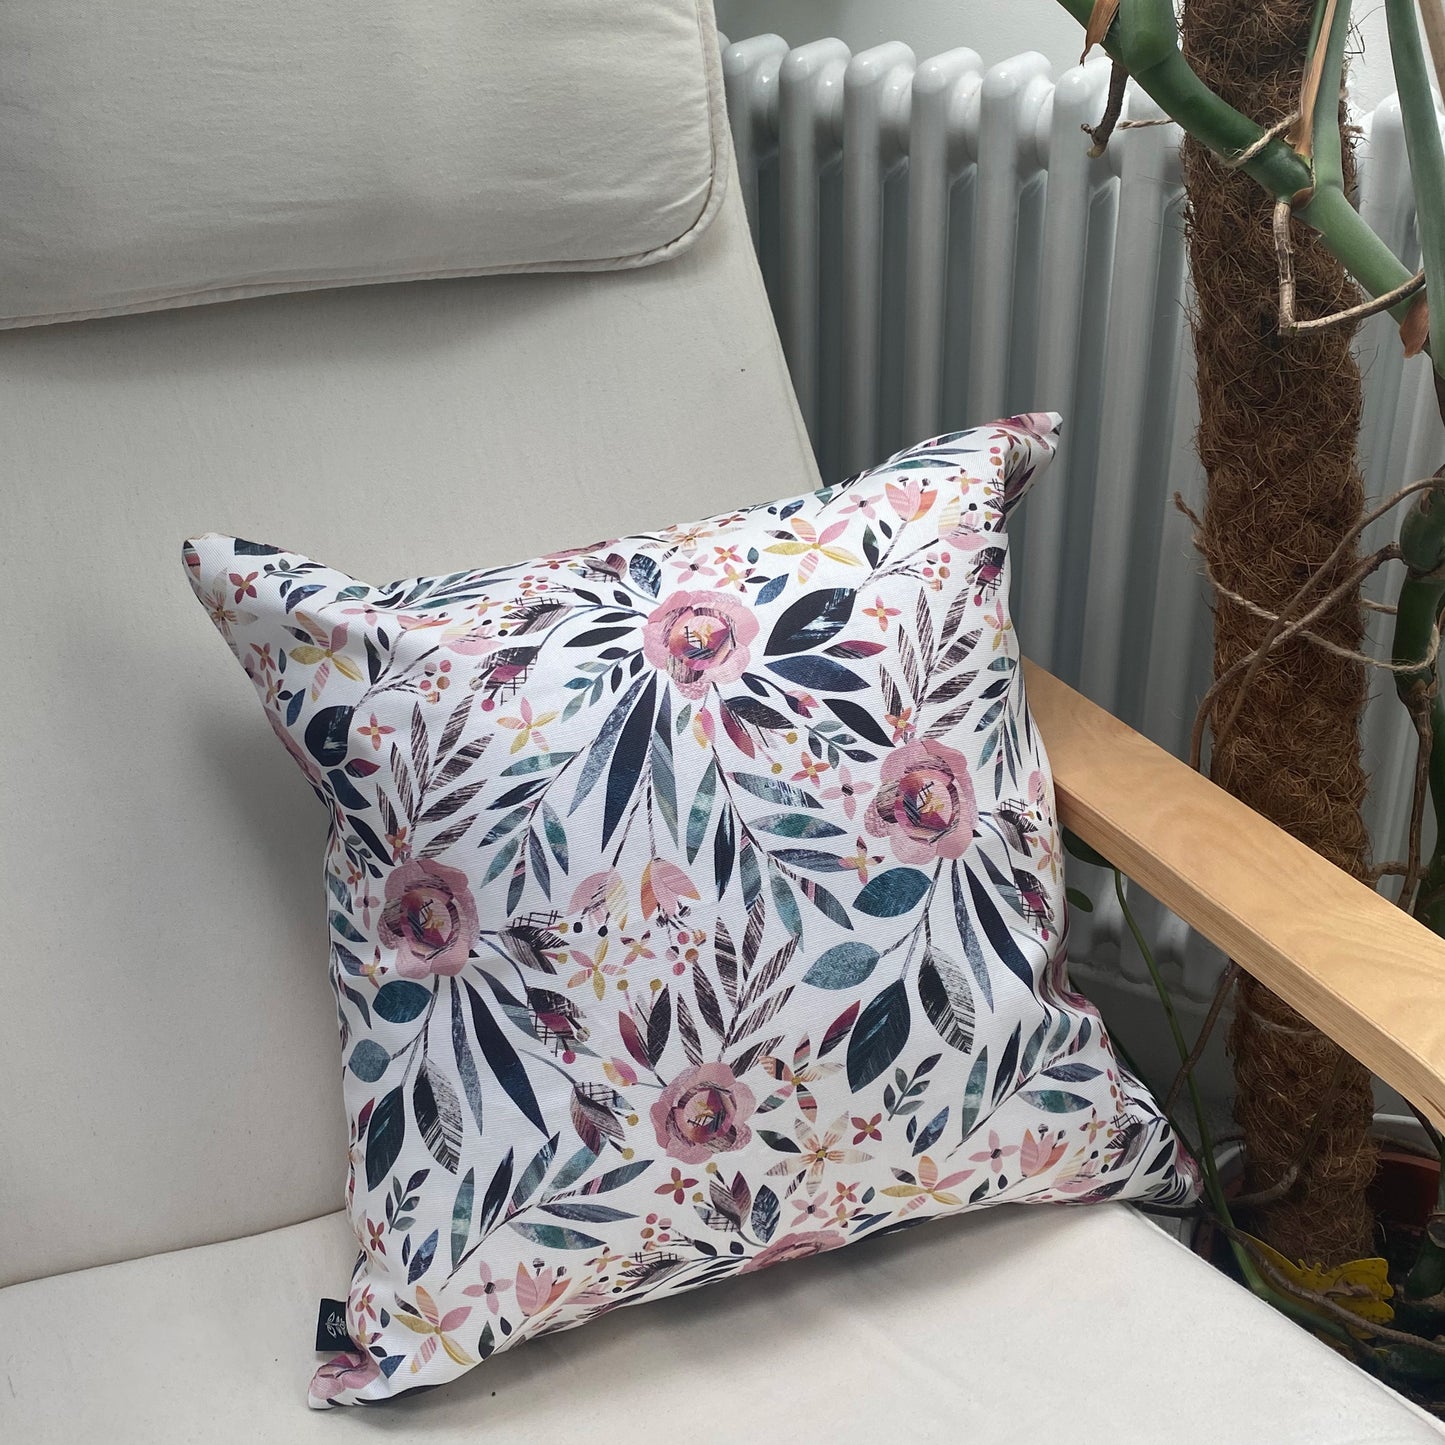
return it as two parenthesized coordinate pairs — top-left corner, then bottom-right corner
(407, 1229), (438, 1283)
(566, 626), (636, 648)
(602, 677), (657, 847)
(233, 538), (282, 555)
(918, 950), (974, 1052)
(1043, 1062), (1103, 1084)
(846, 980), (911, 1090)
(751, 1185), (781, 1242)
(305, 705), (353, 767)
(450, 983), (484, 1135)
(374, 979), (432, 1023)
(854, 868), (931, 918)
(580, 1159), (652, 1194)
(413, 1065), (463, 1174)
(364, 1087), (406, 1190)
(347, 815), (394, 866)
(966, 865), (1034, 989)
(510, 1134), (560, 1210)
(713, 803), (736, 897)
(768, 656), (869, 693)
(993, 1023), (1021, 1106)
(755, 574), (787, 605)
(951, 864), (994, 1011)
(629, 554), (662, 596)
(479, 1148), (514, 1234)
(570, 675), (648, 815)
(724, 696), (792, 730)
(284, 583), (324, 613)
(913, 1106), (949, 1156)
(327, 768), (370, 811)
(822, 697), (892, 748)
(339, 981), (372, 1028)
(758, 1130), (801, 1153)
(771, 847), (849, 872)
(465, 980), (547, 1133)
(764, 588), (856, 656)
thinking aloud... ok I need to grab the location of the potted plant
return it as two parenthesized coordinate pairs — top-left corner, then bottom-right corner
(1052, 0), (1445, 1410)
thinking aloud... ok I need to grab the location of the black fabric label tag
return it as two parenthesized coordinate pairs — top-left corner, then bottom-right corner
(315, 1298), (351, 1352)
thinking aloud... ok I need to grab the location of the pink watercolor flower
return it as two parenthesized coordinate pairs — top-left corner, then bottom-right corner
(864, 739), (977, 864)
(650, 1062), (757, 1164)
(969, 1129), (1020, 1174)
(819, 763), (873, 821)
(885, 477), (937, 523)
(463, 1262), (514, 1314)
(378, 858), (478, 978)
(741, 1228), (847, 1275)
(309, 1350), (381, 1404)
(642, 590), (759, 699)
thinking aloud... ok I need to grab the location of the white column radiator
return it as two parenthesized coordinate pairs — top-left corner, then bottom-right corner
(720, 35), (1444, 1045)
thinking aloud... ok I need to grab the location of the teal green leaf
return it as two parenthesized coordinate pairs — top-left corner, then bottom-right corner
(510, 1221), (604, 1250)
(1019, 1089), (1091, 1114)
(348, 1040), (390, 1081)
(804, 941), (879, 989)
(450, 1169), (474, 1269)
(854, 867), (931, 918)
(374, 980), (432, 1023)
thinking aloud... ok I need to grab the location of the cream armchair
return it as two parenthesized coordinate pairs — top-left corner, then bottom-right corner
(3, 2), (1444, 1439)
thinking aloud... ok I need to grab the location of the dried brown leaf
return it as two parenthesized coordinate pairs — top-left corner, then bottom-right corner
(1081, 0), (1120, 62)
(1401, 294), (1431, 358)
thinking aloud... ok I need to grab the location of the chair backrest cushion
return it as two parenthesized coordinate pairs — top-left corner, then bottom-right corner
(1, 0), (725, 327)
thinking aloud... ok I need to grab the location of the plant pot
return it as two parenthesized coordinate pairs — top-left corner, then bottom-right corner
(1191, 1119), (1441, 1271)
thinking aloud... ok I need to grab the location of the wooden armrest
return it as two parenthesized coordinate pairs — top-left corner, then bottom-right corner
(1022, 658), (1445, 1130)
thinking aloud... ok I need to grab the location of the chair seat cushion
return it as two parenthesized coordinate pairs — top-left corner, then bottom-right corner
(4, 1203), (1440, 1442)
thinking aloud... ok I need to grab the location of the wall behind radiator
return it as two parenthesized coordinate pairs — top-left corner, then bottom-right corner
(715, 0), (1400, 112)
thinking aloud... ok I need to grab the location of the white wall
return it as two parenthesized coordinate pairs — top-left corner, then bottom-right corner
(715, 0), (1399, 114)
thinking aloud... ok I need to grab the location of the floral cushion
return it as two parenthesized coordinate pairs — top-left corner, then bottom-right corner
(184, 415), (1196, 1409)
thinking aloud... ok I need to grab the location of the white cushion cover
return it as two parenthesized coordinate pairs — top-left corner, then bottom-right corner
(0, 180), (817, 1287)
(2, 1203), (1439, 1441)
(0, 0), (725, 327)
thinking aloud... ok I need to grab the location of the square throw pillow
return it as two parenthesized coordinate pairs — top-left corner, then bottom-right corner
(184, 415), (1196, 1408)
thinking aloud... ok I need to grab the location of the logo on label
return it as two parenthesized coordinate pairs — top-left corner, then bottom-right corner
(315, 1299), (352, 1352)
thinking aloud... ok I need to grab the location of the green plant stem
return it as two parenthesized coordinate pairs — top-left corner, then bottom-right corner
(1386, 0), (1445, 376)
(1053, 0), (1418, 319)
(1305, 0), (1350, 191)
(1110, 868), (1364, 1346)
(1112, 874), (1232, 1224)
(1417, 678), (1445, 936)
